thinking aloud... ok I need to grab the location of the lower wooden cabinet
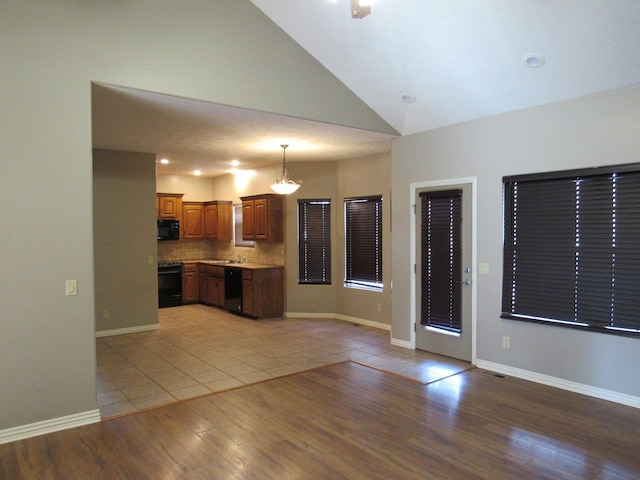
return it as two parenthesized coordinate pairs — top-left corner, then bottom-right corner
(182, 262), (284, 318)
(182, 263), (198, 304)
(197, 264), (207, 303)
(204, 265), (225, 307)
(242, 267), (284, 319)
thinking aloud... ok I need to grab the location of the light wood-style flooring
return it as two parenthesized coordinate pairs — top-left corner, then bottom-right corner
(97, 305), (471, 418)
(2, 360), (639, 478)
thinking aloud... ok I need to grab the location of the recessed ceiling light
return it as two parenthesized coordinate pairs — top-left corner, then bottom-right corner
(193, 170), (201, 176)
(523, 53), (545, 68)
(401, 92), (416, 104)
(230, 160), (240, 167)
(160, 158), (169, 164)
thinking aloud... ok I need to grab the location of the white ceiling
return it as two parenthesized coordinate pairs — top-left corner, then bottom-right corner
(251, 0), (640, 135)
(92, 0), (640, 177)
(92, 84), (396, 177)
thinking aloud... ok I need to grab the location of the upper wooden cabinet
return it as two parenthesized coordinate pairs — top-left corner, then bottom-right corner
(204, 201), (232, 241)
(182, 202), (205, 239)
(181, 200), (233, 241)
(241, 194), (283, 241)
(157, 193), (183, 220)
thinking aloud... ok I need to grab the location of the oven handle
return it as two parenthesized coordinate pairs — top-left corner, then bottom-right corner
(158, 269), (182, 275)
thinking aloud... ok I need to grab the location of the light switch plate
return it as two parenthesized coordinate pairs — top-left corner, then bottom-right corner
(65, 279), (78, 296)
(478, 263), (489, 275)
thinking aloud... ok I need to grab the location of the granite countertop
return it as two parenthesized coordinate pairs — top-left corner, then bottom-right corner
(181, 259), (283, 270)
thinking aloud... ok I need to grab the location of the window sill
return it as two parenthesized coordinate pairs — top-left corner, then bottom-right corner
(343, 282), (383, 293)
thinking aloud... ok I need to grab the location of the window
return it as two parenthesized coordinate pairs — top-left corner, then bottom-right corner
(502, 164), (640, 338)
(344, 195), (383, 290)
(233, 204), (254, 248)
(419, 190), (462, 333)
(298, 199), (331, 284)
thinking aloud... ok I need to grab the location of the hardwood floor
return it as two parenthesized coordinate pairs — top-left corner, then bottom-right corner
(2, 362), (639, 479)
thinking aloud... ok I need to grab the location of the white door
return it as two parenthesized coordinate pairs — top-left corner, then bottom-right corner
(415, 183), (472, 361)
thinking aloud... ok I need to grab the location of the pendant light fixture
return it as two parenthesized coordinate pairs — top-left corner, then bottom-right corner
(270, 144), (301, 195)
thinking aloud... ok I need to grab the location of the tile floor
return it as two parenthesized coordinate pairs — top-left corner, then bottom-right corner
(96, 304), (472, 418)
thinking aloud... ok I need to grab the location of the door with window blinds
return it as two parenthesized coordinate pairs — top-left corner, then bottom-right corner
(415, 184), (473, 361)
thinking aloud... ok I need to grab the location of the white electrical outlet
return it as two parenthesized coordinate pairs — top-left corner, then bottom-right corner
(502, 336), (510, 349)
(102, 309), (109, 319)
(376, 303), (382, 312)
(147, 255), (154, 265)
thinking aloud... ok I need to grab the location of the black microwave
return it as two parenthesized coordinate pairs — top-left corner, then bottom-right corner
(157, 219), (180, 241)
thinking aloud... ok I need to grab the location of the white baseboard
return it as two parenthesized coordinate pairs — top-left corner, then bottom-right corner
(0, 409), (101, 445)
(390, 337), (412, 349)
(95, 323), (159, 338)
(285, 312), (391, 331)
(476, 359), (640, 409)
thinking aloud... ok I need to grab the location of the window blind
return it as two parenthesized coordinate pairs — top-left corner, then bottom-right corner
(298, 199), (331, 284)
(420, 190), (462, 332)
(344, 196), (382, 289)
(502, 164), (640, 337)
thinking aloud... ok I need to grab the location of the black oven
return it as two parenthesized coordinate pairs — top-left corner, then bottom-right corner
(158, 262), (182, 308)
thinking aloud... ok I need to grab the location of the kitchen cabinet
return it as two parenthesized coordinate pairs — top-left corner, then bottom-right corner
(204, 201), (233, 241)
(204, 265), (225, 307)
(182, 263), (198, 303)
(198, 264), (207, 303)
(241, 194), (283, 241)
(182, 202), (205, 239)
(242, 267), (284, 318)
(157, 193), (183, 220)
(180, 200), (233, 241)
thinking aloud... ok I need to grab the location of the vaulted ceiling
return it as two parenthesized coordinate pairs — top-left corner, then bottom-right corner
(251, 0), (640, 135)
(92, 0), (640, 177)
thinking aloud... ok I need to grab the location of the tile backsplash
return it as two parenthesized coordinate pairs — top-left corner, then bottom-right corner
(157, 240), (284, 265)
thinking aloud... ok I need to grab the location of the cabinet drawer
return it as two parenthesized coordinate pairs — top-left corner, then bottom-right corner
(205, 265), (225, 277)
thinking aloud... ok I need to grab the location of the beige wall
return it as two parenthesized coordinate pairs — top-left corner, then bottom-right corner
(392, 85), (640, 398)
(156, 174), (218, 202)
(93, 149), (158, 333)
(0, 0), (392, 433)
(336, 153), (392, 326)
(282, 161), (339, 315)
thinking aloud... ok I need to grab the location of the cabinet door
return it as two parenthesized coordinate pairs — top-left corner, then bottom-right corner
(158, 195), (182, 219)
(217, 203), (233, 241)
(212, 276), (225, 307)
(204, 204), (218, 239)
(254, 198), (269, 240)
(242, 200), (255, 240)
(182, 265), (198, 303)
(198, 264), (206, 302)
(205, 265), (225, 307)
(183, 203), (204, 239)
(242, 278), (254, 317)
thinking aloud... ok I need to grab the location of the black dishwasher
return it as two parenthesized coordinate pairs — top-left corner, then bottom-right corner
(224, 267), (243, 313)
